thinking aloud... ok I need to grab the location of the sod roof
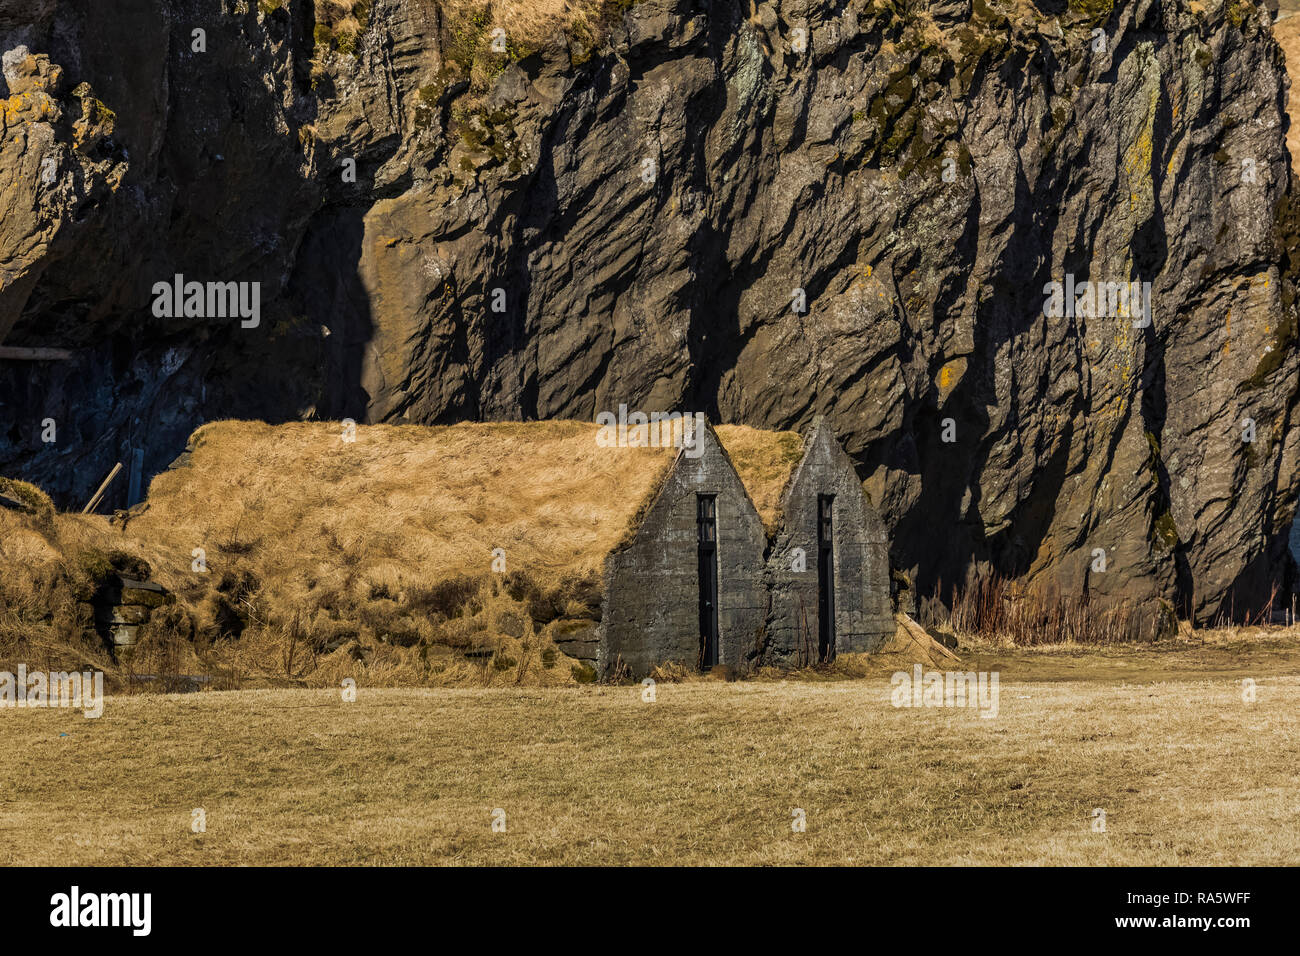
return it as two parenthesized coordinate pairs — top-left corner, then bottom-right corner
(126, 419), (807, 589)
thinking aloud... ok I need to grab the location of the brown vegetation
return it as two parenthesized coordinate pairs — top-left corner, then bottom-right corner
(2, 657), (1297, 864)
(714, 424), (803, 534)
(0, 419), (810, 690)
(928, 571), (1179, 646)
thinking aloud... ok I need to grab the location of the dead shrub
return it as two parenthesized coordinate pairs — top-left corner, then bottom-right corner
(949, 572), (1167, 645)
(648, 660), (691, 683)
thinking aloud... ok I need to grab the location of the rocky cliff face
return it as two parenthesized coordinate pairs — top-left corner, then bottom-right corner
(2, 0), (1298, 624)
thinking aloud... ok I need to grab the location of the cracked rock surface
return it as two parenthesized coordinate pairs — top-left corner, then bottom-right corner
(1, 0), (1298, 623)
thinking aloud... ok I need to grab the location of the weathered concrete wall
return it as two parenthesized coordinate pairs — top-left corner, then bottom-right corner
(600, 424), (766, 678)
(767, 420), (893, 662)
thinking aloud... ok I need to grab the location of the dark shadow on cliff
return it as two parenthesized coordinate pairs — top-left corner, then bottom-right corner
(681, 4), (821, 420)
(879, 195), (989, 602)
(1133, 90), (1192, 619)
(0, 0), (358, 508)
(886, 42), (1078, 606)
(283, 206), (373, 420)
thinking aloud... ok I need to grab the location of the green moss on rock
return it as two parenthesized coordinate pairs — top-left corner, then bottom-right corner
(1152, 511), (1179, 552)
(1068, 0), (1116, 21)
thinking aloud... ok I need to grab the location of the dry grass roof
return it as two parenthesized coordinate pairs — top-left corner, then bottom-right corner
(132, 420), (680, 585)
(130, 421), (807, 574)
(0, 418), (813, 687)
(0, 421), (810, 607)
(714, 424), (804, 535)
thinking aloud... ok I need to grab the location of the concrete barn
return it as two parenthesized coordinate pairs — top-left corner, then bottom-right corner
(100, 418), (893, 680)
(762, 418), (895, 665)
(596, 417), (894, 676)
(599, 420), (770, 676)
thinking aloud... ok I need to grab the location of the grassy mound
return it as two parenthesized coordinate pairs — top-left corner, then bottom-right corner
(0, 419), (806, 689)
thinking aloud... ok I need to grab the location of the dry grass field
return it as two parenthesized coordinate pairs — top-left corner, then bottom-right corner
(1, 633), (1297, 866)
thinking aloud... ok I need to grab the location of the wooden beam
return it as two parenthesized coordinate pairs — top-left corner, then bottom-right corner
(82, 462), (123, 514)
(0, 346), (74, 361)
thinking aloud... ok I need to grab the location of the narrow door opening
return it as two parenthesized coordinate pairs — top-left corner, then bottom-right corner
(817, 494), (836, 663)
(697, 494), (719, 669)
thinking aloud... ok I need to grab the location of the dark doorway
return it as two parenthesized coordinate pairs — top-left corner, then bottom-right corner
(818, 495), (836, 663)
(697, 494), (719, 668)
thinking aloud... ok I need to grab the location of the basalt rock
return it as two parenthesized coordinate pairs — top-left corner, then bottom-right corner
(1, 0), (1298, 625)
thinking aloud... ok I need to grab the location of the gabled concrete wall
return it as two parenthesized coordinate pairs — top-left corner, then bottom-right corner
(765, 419), (894, 663)
(599, 423), (767, 678)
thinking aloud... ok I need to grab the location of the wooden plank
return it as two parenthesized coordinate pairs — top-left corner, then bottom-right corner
(82, 462), (123, 514)
(0, 346), (74, 361)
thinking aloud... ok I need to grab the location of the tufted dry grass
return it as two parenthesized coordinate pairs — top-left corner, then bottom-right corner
(714, 424), (804, 534)
(436, 0), (606, 47)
